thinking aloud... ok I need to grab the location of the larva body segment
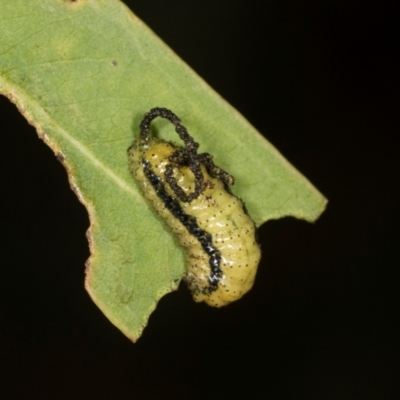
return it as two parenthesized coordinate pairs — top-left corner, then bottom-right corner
(128, 108), (261, 307)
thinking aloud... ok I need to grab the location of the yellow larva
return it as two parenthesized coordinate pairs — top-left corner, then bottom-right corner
(128, 108), (261, 307)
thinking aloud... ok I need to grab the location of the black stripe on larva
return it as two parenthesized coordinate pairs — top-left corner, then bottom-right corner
(140, 108), (235, 204)
(142, 160), (223, 293)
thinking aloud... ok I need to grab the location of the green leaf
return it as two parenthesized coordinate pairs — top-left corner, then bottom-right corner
(0, 0), (327, 341)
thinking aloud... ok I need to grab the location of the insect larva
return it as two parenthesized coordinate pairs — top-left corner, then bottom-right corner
(128, 107), (261, 307)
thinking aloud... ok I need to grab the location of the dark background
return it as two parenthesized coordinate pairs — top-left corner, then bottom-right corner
(1, 1), (398, 398)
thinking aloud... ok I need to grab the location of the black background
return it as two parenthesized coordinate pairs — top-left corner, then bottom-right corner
(1, 1), (398, 398)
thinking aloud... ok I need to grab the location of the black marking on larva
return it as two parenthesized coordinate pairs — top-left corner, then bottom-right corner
(142, 160), (223, 293)
(140, 108), (235, 203)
